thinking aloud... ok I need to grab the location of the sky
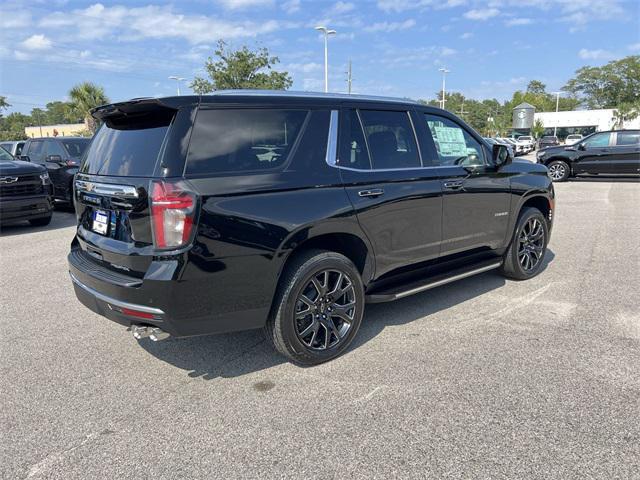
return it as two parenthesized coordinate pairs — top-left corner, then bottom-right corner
(1, 0), (639, 115)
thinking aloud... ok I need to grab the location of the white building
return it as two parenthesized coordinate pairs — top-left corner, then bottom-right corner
(534, 109), (640, 135)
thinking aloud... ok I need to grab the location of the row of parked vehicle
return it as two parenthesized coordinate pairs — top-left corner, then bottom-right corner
(0, 136), (90, 227)
(483, 136), (535, 156)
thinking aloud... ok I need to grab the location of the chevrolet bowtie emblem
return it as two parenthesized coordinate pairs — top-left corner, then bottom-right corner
(0, 176), (18, 184)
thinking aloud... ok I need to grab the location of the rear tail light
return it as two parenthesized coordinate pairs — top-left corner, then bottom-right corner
(150, 180), (197, 249)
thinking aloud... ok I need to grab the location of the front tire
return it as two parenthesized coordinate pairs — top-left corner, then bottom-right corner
(265, 250), (365, 366)
(547, 160), (570, 182)
(500, 207), (549, 280)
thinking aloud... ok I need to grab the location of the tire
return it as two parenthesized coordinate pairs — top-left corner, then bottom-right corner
(264, 250), (365, 366)
(547, 160), (570, 182)
(29, 215), (52, 227)
(500, 207), (549, 280)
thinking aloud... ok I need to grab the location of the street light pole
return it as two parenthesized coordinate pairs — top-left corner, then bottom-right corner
(439, 67), (450, 109)
(315, 26), (336, 93)
(168, 76), (186, 95)
(552, 91), (561, 136)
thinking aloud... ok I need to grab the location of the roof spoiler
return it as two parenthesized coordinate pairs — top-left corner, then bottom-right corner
(91, 96), (198, 122)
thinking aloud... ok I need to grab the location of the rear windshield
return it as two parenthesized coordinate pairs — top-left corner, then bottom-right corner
(186, 108), (308, 176)
(80, 118), (171, 177)
(542, 136), (557, 140)
(61, 139), (89, 158)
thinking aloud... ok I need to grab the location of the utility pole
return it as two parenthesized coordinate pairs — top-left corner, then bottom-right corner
(346, 59), (352, 94)
(439, 67), (450, 109)
(458, 102), (466, 119)
(168, 76), (186, 95)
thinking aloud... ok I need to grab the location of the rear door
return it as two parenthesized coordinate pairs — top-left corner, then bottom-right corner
(336, 107), (442, 277)
(611, 131), (640, 174)
(43, 139), (68, 198)
(573, 132), (613, 174)
(420, 112), (511, 257)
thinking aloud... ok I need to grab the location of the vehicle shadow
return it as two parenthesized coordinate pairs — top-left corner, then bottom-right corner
(0, 210), (76, 237)
(140, 249), (555, 380)
(571, 175), (639, 183)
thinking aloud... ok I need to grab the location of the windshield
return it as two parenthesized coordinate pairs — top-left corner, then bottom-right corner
(62, 139), (90, 158)
(542, 136), (557, 141)
(518, 136), (532, 141)
(0, 146), (14, 161)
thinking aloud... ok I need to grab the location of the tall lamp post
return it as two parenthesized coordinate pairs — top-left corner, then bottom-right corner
(168, 76), (186, 95)
(439, 67), (450, 109)
(315, 26), (336, 93)
(552, 91), (561, 136)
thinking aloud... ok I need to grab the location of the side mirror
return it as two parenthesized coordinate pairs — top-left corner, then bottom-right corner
(577, 143), (586, 151)
(20, 155), (31, 162)
(492, 143), (512, 168)
(47, 154), (63, 164)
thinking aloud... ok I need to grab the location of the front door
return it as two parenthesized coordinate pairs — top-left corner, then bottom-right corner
(336, 108), (442, 278)
(421, 113), (511, 257)
(573, 132), (613, 174)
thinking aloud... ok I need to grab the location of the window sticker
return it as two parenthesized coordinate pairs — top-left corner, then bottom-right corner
(432, 126), (468, 157)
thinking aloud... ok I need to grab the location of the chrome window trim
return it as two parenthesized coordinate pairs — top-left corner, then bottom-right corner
(326, 110), (339, 167)
(75, 180), (139, 198)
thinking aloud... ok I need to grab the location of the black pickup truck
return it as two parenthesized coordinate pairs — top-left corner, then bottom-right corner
(0, 147), (53, 227)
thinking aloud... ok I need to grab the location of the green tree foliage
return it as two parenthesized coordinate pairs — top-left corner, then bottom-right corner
(0, 96), (9, 113)
(0, 112), (32, 141)
(531, 119), (545, 139)
(564, 55), (640, 109)
(191, 40), (293, 93)
(68, 82), (110, 133)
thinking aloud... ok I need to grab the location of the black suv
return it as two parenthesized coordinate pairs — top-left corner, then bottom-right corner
(0, 146), (53, 226)
(537, 130), (640, 181)
(21, 137), (90, 202)
(68, 92), (555, 365)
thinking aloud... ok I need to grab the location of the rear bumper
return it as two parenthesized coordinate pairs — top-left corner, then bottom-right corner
(0, 195), (52, 223)
(68, 244), (268, 337)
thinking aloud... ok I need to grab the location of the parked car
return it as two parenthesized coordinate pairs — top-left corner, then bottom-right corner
(537, 130), (640, 181)
(0, 146), (53, 227)
(516, 135), (535, 152)
(68, 92), (555, 365)
(499, 137), (526, 156)
(564, 134), (583, 145)
(21, 137), (90, 202)
(0, 140), (26, 157)
(538, 136), (560, 149)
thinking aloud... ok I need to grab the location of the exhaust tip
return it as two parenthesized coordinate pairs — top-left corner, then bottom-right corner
(131, 325), (170, 341)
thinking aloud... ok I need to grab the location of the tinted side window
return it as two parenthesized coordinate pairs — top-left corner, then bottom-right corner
(186, 109), (308, 176)
(616, 131), (640, 146)
(424, 114), (484, 166)
(62, 139), (89, 158)
(27, 141), (45, 163)
(358, 110), (420, 169)
(338, 109), (371, 169)
(583, 132), (611, 148)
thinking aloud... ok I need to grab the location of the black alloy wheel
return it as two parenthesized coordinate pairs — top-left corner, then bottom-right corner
(294, 269), (356, 350)
(517, 217), (545, 272)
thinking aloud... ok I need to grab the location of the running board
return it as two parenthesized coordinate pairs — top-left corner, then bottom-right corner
(365, 260), (503, 303)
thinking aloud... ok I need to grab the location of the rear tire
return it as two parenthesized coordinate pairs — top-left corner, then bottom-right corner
(264, 250), (365, 366)
(500, 207), (549, 280)
(29, 215), (52, 227)
(547, 160), (570, 182)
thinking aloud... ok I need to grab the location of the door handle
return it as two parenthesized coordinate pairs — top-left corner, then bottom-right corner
(358, 188), (384, 198)
(443, 180), (464, 190)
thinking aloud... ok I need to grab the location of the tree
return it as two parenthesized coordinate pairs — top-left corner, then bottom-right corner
(564, 56), (640, 109)
(0, 112), (31, 141)
(531, 119), (545, 139)
(526, 80), (547, 95)
(613, 102), (640, 129)
(0, 96), (9, 115)
(190, 40), (293, 93)
(67, 82), (109, 133)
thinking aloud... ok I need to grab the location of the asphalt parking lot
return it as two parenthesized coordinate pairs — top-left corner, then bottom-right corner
(1, 176), (639, 479)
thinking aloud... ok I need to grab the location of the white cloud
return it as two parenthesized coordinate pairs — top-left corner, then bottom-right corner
(628, 43), (640, 52)
(0, 8), (31, 28)
(281, 0), (300, 14)
(330, 1), (355, 14)
(376, 0), (464, 12)
(460, 32), (473, 39)
(364, 19), (416, 33)
(463, 8), (500, 20)
(505, 18), (533, 26)
(285, 62), (323, 73)
(39, 4), (287, 44)
(578, 48), (615, 61)
(20, 34), (53, 51)
(216, 0), (274, 9)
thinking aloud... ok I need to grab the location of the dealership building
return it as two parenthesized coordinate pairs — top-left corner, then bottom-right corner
(511, 102), (640, 139)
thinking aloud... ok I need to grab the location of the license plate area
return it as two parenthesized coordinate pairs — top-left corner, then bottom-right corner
(92, 209), (109, 235)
